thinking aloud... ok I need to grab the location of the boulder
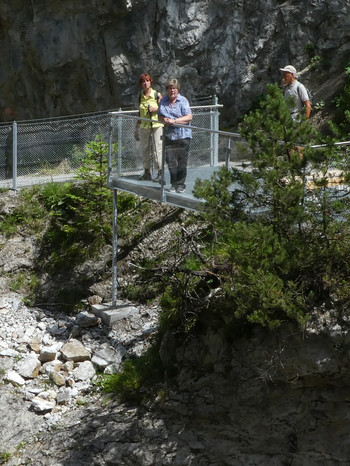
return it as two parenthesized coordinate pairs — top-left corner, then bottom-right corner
(16, 353), (41, 379)
(5, 370), (25, 386)
(72, 361), (96, 381)
(39, 345), (58, 363)
(31, 396), (56, 414)
(60, 339), (91, 362)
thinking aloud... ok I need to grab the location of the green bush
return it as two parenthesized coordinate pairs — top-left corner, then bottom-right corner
(99, 344), (163, 401)
(190, 84), (350, 328)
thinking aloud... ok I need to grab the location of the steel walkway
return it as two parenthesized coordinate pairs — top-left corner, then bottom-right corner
(108, 163), (233, 211)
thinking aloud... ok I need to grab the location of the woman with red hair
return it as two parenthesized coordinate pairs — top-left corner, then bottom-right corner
(134, 73), (163, 182)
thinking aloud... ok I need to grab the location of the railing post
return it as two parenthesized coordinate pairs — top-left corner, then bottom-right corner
(112, 188), (118, 306)
(161, 126), (166, 202)
(12, 121), (17, 191)
(117, 109), (123, 175)
(225, 138), (232, 169)
(210, 95), (219, 166)
(107, 114), (113, 187)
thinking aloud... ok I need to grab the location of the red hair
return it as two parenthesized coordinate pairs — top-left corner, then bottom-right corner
(139, 73), (153, 86)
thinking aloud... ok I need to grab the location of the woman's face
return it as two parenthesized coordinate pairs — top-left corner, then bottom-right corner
(141, 77), (151, 91)
(166, 85), (179, 101)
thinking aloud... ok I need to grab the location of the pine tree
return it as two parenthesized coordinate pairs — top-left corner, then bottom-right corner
(193, 83), (350, 327)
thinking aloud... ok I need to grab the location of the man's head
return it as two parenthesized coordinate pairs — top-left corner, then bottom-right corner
(280, 65), (297, 86)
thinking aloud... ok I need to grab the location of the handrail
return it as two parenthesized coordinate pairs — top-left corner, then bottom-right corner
(110, 112), (350, 147)
(311, 141), (350, 149)
(109, 104), (223, 116)
(109, 112), (241, 139)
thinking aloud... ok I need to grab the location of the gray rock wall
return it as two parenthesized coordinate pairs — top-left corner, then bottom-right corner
(0, 1), (349, 125)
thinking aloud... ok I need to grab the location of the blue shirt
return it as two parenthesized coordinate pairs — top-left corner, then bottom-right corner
(158, 93), (192, 140)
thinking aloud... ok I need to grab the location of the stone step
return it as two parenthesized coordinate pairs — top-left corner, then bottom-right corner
(91, 301), (139, 326)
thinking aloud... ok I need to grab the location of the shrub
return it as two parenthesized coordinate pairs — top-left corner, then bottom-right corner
(191, 83), (350, 327)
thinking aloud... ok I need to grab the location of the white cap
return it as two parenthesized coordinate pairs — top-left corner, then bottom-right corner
(279, 65), (298, 77)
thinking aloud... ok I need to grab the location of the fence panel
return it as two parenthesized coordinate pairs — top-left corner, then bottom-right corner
(108, 103), (223, 180)
(0, 113), (112, 189)
(0, 97), (222, 190)
(0, 124), (14, 182)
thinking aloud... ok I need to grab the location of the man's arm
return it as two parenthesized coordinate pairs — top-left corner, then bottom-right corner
(304, 100), (311, 119)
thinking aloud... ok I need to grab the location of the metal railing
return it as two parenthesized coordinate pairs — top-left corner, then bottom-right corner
(0, 111), (114, 190)
(107, 96), (223, 180)
(0, 96), (225, 191)
(107, 114), (246, 306)
(106, 112), (350, 305)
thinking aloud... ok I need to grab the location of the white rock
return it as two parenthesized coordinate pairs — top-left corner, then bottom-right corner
(42, 333), (53, 345)
(16, 353), (41, 379)
(91, 355), (109, 370)
(60, 339), (91, 362)
(5, 370), (25, 386)
(31, 396), (56, 413)
(0, 348), (19, 357)
(40, 359), (63, 375)
(39, 389), (57, 401)
(62, 360), (74, 373)
(17, 327), (36, 344)
(49, 370), (66, 387)
(27, 387), (44, 395)
(72, 360), (96, 381)
(39, 345), (58, 363)
(57, 387), (72, 405)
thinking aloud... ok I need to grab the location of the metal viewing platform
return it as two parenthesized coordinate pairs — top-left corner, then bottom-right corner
(107, 98), (244, 211)
(106, 99), (251, 307)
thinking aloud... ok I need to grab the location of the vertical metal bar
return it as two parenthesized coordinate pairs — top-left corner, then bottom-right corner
(107, 114), (113, 188)
(226, 138), (232, 170)
(112, 188), (118, 307)
(161, 126), (166, 202)
(12, 121), (17, 191)
(210, 95), (219, 166)
(117, 110), (122, 175)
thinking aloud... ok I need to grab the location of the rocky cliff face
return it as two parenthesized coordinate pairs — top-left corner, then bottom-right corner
(4, 306), (350, 465)
(0, 0), (349, 125)
(2, 191), (350, 465)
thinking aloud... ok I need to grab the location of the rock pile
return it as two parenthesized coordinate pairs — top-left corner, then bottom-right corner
(0, 294), (159, 425)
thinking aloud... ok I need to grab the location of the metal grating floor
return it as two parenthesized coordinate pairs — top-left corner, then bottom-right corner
(109, 163), (240, 211)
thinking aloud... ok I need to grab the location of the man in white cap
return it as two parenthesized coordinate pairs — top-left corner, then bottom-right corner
(280, 65), (311, 120)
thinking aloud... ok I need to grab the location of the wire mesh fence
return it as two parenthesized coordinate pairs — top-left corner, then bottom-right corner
(108, 99), (228, 180)
(0, 96), (228, 190)
(3, 113), (112, 189)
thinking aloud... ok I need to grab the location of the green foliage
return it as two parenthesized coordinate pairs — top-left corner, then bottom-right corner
(70, 144), (85, 166)
(0, 186), (45, 236)
(8, 271), (40, 305)
(0, 134), (146, 310)
(330, 63), (350, 138)
(0, 451), (11, 464)
(310, 55), (322, 70)
(158, 286), (183, 331)
(35, 135), (116, 271)
(190, 83), (350, 328)
(99, 344), (163, 401)
(304, 42), (315, 54)
(73, 134), (113, 240)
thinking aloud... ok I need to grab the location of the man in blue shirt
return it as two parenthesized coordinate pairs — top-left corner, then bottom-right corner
(158, 78), (192, 193)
